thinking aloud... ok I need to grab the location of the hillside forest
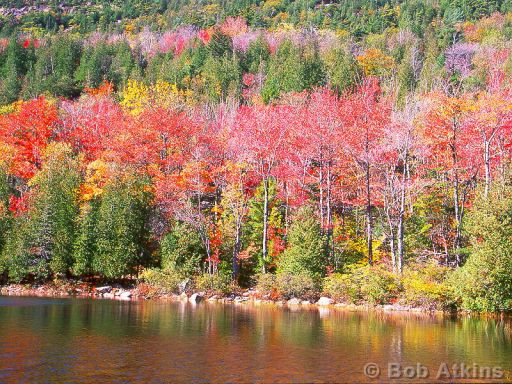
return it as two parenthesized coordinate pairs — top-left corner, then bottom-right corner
(2, 1), (512, 311)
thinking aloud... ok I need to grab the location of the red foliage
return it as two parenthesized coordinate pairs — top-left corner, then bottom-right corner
(8, 194), (30, 216)
(0, 97), (59, 178)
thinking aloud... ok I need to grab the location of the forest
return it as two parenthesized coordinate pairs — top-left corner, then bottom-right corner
(2, 1), (512, 312)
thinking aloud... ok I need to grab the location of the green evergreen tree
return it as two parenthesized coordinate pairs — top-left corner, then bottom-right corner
(75, 42), (113, 88)
(72, 201), (99, 277)
(93, 173), (152, 279)
(202, 53), (241, 102)
(0, 167), (12, 278)
(28, 36), (81, 98)
(451, 187), (512, 312)
(0, 38), (26, 104)
(1, 143), (81, 281)
(261, 39), (325, 102)
(160, 221), (204, 275)
(276, 207), (326, 278)
(324, 46), (361, 93)
(245, 179), (282, 273)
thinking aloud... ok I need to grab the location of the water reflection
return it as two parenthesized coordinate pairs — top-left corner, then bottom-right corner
(0, 297), (511, 383)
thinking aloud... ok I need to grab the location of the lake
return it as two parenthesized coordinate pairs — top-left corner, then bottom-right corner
(0, 296), (511, 383)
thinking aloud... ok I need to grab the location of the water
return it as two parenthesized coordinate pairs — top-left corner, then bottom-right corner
(0, 296), (511, 383)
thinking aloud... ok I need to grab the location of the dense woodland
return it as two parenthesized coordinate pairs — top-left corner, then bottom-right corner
(2, 1), (512, 312)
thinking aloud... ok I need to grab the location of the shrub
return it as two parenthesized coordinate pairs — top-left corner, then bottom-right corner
(357, 264), (400, 305)
(322, 264), (400, 305)
(255, 272), (276, 296)
(400, 262), (455, 310)
(194, 272), (233, 295)
(254, 271), (320, 300)
(139, 268), (185, 294)
(275, 272), (320, 300)
(323, 273), (359, 303)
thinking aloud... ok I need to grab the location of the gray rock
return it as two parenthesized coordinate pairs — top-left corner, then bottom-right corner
(301, 300), (311, 305)
(103, 292), (115, 299)
(178, 279), (190, 294)
(287, 298), (301, 306)
(316, 297), (334, 306)
(95, 286), (112, 294)
(189, 292), (204, 303)
(119, 291), (132, 300)
(234, 296), (248, 303)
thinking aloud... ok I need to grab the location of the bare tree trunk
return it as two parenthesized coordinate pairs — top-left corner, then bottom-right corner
(453, 170), (462, 265)
(484, 140), (491, 198)
(326, 162), (333, 260)
(232, 216), (241, 280)
(386, 209), (397, 273)
(366, 161), (373, 265)
(262, 176), (269, 274)
(397, 154), (408, 274)
(319, 155), (324, 232)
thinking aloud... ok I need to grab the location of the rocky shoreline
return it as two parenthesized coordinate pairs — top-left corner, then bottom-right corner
(0, 281), (448, 314)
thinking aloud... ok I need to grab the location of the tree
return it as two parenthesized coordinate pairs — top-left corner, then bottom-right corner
(422, 92), (478, 264)
(0, 38), (28, 104)
(344, 79), (390, 265)
(276, 207), (326, 277)
(0, 165), (12, 272)
(1, 143), (80, 281)
(230, 104), (290, 272)
(160, 221), (204, 275)
(469, 90), (512, 198)
(27, 35), (81, 98)
(93, 171), (152, 279)
(290, 89), (346, 259)
(380, 99), (423, 273)
(452, 187), (512, 312)
(0, 97), (58, 179)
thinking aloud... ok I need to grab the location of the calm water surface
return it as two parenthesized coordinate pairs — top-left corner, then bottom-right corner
(0, 296), (511, 383)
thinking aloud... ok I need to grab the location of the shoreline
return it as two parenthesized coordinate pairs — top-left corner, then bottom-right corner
(3, 281), (509, 318)
(0, 281), (458, 316)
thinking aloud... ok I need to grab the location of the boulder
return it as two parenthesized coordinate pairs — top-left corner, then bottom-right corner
(178, 279), (190, 294)
(95, 286), (112, 294)
(316, 297), (334, 306)
(301, 300), (311, 305)
(119, 291), (132, 300)
(234, 296), (248, 303)
(287, 298), (301, 306)
(189, 292), (204, 303)
(103, 292), (115, 299)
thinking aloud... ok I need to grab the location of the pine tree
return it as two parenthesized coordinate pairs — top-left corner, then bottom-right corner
(276, 207), (326, 278)
(160, 221), (204, 275)
(29, 143), (81, 277)
(93, 173), (152, 279)
(0, 167), (12, 278)
(451, 187), (512, 312)
(1, 143), (80, 281)
(72, 201), (99, 277)
(0, 38), (25, 104)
